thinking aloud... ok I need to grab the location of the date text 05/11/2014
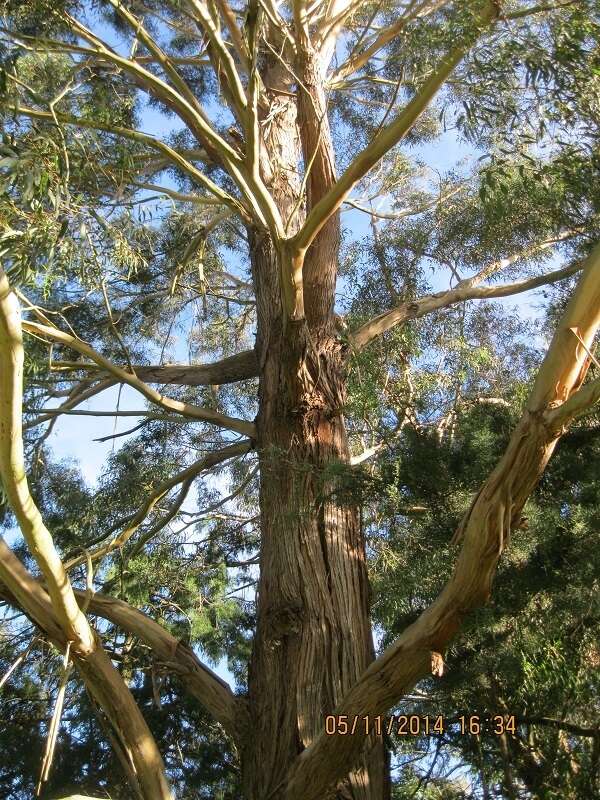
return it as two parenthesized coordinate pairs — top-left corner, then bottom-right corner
(324, 714), (517, 737)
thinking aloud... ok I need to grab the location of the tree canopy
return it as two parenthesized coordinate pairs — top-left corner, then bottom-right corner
(0, 1), (599, 798)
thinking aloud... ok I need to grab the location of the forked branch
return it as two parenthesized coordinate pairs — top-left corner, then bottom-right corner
(21, 318), (256, 437)
(290, 0), (499, 259)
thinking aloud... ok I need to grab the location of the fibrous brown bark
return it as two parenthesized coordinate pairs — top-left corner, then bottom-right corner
(132, 350), (259, 386)
(245, 239), (386, 800)
(242, 55), (387, 798)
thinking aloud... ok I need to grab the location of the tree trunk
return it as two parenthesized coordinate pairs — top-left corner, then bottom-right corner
(243, 238), (387, 798)
(237, 53), (389, 795)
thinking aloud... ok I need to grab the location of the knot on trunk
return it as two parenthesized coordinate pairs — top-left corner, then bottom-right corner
(265, 601), (305, 642)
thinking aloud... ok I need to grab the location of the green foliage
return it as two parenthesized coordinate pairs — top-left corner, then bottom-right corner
(0, 1), (598, 797)
(368, 396), (600, 796)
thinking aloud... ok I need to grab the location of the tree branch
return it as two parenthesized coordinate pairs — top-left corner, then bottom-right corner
(23, 377), (117, 430)
(504, 1), (579, 21)
(214, 0), (251, 73)
(329, 0), (452, 87)
(105, 0), (209, 119)
(343, 185), (463, 220)
(316, 0), (363, 70)
(0, 539), (66, 647)
(64, 441), (252, 570)
(467, 229), (581, 286)
(0, 270), (175, 798)
(131, 182), (223, 205)
(350, 260), (584, 351)
(21, 319), (256, 437)
(77, 590), (245, 741)
(62, 10), (242, 168)
(185, 0), (248, 115)
(48, 350), (259, 387)
(131, 350), (260, 385)
(291, 1), (499, 258)
(0, 269), (96, 652)
(9, 105), (246, 217)
(8, 14), (280, 232)
(545, 375), (600, 428)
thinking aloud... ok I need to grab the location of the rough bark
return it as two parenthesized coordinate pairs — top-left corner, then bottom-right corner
(132, 350), (259, 386)
(2, 6), (597, 799)
(241, 54), (387, 796)
(245, 237), (385, 800)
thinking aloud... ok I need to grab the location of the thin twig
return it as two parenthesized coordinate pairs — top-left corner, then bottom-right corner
(36, 642), (73, 796)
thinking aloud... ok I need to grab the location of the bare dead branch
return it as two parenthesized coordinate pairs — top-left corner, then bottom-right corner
(23, 378), (117, 430)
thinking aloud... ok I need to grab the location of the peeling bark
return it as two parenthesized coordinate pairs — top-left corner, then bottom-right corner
(246, 249), (386, 800)
(242, 53), (387, 790)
